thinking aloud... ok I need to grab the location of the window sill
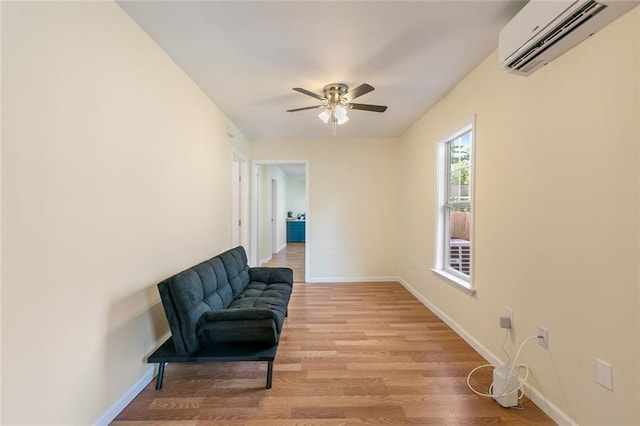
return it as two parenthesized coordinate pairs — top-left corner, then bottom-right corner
(431, 268), (476, 296)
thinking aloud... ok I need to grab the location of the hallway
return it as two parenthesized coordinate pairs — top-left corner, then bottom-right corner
(262, 243), (305, 282)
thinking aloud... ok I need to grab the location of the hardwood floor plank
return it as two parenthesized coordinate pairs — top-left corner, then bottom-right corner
(262, 243), (305, 282)
(113, 283), (554, 425)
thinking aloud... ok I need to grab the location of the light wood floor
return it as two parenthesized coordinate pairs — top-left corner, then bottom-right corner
(113, 282), (554, 425)
(263, 243), (305, 282)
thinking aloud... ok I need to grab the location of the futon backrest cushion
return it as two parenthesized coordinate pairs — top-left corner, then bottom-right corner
(219, 246), (250, 297)
(158, 256), (233, 354)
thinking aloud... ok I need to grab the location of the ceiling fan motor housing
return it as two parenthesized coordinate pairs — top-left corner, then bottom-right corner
(323, 83), (348, 105)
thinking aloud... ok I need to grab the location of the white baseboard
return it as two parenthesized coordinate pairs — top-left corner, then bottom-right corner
(523, 381), (577, 426)
(96, 278), (575, 426)
(259, 255), (272, 266)
(94, 366), (155, 426)
(306, 276), (399, 283)
(396, 278), (502, 365)
(396, 277), (576, 426)
(277, 243), (287, 254)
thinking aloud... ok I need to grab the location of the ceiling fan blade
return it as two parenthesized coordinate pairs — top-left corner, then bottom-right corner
(349, 103), (388, 113)
(292, 87), (325, 101)
(348, 83), (375, 100)
(286, 105), (325, 112)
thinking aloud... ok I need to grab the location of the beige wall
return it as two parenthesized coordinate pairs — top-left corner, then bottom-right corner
(286, 174), (306, 218)
(398, 7), (640, 425)
(1, 2), (249, 424)
(256, 165), (289, 264)
(255, 164), (289, 264)
(270, 166), (289, 253)
(252, 139), (398, 281)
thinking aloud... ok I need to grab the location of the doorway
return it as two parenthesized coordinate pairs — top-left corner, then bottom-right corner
(251, 161), (308, 282)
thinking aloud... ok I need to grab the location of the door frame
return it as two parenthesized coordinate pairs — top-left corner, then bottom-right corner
(231, 150), (248, 248)
(271, 178), (278, 254)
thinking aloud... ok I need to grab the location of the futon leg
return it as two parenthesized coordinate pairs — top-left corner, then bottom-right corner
(266, 361), (273, 389)
(155, 362), (166, 390)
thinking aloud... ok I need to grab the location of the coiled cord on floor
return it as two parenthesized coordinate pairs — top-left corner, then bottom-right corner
(466, 335), (539, 406)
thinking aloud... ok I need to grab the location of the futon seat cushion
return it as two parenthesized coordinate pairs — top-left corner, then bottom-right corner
(197, 268), (293, 345)
(229, 296), (287, 331)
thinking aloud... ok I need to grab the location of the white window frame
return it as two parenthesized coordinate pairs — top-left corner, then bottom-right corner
(432, 119), (475, 295)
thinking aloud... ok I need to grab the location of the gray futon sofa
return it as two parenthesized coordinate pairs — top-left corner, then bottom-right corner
(149, 246), (293, 389)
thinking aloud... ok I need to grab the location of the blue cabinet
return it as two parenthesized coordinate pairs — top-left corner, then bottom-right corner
(287, 220), (305, 243)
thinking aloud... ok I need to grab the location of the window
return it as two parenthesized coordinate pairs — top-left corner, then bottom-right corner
(434, 122), (474, 293)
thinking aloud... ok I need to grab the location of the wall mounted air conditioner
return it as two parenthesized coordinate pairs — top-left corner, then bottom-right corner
(499, 0), (639, 76)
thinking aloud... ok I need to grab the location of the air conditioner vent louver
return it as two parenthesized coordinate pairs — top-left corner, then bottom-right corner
(507, 1), (607, 71)
(449, 239), (470, 276)
(499, 0), (639, 76)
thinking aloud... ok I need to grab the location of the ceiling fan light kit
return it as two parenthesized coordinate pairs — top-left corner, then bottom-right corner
(333, 105), (349, 125)
(287, 82), (387, 136)
(318, 108), (332, 124)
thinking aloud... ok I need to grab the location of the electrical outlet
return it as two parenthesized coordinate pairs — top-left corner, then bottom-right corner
(538, 326), (549, 348)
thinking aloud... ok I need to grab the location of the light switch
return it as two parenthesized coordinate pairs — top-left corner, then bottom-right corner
(596, 359), (613, 391)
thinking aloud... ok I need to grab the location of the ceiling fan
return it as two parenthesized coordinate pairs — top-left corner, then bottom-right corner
(286, 83), (388, 136)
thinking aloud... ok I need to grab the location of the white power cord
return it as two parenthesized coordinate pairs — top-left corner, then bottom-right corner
(466, 334), (539, 406)
(500, 328), (511, 366)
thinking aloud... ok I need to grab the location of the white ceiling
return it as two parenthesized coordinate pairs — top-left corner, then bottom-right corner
(118, 1), (526, 140)
(278, 163), (306, 177)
